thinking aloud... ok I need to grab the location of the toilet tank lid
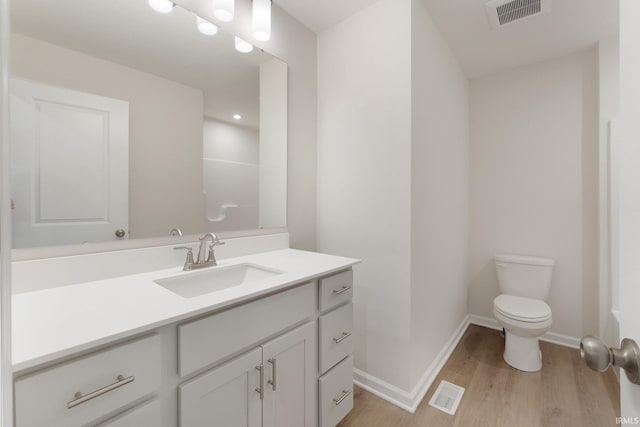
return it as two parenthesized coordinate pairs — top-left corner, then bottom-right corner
(495, 254), (555, 266)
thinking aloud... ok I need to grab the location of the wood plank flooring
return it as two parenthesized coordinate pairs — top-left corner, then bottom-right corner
(338, 325), (620, 427)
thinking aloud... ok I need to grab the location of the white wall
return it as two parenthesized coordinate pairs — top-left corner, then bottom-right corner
(318, 0), (413, 390)
(318, 0), (469, 397)
(11, 34), (205, 240)
(409, 0), (469, 386)
(469, 50), (599, 338)
(203, 118), (259, 231)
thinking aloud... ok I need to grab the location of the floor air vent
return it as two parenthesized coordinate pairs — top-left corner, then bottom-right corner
(428, 380), (465, 416)
(485, 0), (551, 29)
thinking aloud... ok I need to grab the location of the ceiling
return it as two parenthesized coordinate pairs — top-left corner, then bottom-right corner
(422, 0), (619, 78)
(276, 0), (619, 78)
(275, 0), (381, 33)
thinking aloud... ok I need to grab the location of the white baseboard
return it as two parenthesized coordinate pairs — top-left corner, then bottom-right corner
(353, 369), (415, 412)
(352, 313), (582, 414)
(467, 314), (580, 349)
(353, 315), (470, 413)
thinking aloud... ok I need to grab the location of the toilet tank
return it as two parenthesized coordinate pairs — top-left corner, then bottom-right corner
(495, 254), (555, 300)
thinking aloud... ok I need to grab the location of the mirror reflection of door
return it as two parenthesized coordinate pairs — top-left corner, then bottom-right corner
(10, 78), (129, 248)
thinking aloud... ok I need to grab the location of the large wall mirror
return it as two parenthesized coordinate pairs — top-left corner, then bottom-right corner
(9, 0), (288, 250)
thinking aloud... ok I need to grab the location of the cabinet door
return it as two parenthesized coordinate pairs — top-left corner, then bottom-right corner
(262, 322), (316, 427)
(179, 347), (262, 427)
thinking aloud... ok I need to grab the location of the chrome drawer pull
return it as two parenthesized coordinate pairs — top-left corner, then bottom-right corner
(333, 286), (351, 295)
(333, 332), (352, 344)
(67, 375), (134, 409)
(255, 364), (264, 400)
(333, 389), (352, 406)
(268, 358), (277, 391)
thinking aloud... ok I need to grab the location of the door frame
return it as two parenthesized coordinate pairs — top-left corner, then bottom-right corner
(618, 0), (640, 417)
(0, 0), (13, 426)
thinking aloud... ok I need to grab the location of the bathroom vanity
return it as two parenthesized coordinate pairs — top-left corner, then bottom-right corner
(11, 248), (358, 427)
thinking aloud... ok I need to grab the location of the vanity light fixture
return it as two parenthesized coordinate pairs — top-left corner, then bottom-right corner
(252, 0), (272, 41)
(148, 0), (174, 14)
(197, 16), (219, 35)
(233, 114), (242, 120)
(234, 37), (253, 53)
(213, 0), (235, 22)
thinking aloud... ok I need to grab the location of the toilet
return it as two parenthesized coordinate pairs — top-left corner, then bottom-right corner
(493, 254), (554, 372)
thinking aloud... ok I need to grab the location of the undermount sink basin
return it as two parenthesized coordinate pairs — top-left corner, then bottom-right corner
(154, 263), (285, 298)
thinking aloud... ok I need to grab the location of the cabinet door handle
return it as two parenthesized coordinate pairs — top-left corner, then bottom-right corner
(255, 364), (264, 400)
(333, 286), (351, 295)
(333, 332), (352, 344)
(267, 358), (277, 391)
(333, 389), (352, 406)
(67, 375), (134, 409)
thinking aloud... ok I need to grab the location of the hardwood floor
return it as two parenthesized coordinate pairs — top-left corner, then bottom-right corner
(338, 325), (620, 427)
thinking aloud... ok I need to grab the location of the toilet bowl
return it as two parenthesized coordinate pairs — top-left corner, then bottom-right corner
(493, 254), (555, 372)
(494, 294), (552, 372)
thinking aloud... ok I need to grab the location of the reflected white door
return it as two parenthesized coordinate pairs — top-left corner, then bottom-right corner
(618, 0), (640, 418)
(10, 79), (128, 248)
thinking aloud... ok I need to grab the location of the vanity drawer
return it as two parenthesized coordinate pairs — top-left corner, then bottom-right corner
(14, 334), (161, 427)
(319, 303), (353, 373)
(97, 398), (161, 427)
(319, 269), (353, 312)
(319, 356), (353, 427)
(179, 282), (315, 377)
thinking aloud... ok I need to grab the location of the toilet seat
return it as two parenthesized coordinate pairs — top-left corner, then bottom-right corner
(494, 294), (551, 323)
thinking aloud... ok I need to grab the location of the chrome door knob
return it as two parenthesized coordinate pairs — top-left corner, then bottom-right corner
(580, 335), (640, 384)
(115, 229), (126, 238)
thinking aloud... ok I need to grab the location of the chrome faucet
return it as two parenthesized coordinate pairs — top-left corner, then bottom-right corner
(197, 232), (224, 265)
(174, 233), (225, 271)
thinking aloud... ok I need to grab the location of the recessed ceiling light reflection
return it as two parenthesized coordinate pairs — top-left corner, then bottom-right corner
(197, 16), (218, 35)
(234, 37), (253, 53)
(213, 0), (235, 22)
(148, 0), (174, 14)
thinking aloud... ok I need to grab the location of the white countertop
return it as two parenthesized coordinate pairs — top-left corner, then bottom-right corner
(12, 249), (359, 373)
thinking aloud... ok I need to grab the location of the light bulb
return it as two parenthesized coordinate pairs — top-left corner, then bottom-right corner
(213, 0), (234, 22)
(252, 0), (271, 41)
(197, 16), (218, 35)
(148, 0), (174, 14)
(234, 37), (253, 53)
(233, 114), (242, 120)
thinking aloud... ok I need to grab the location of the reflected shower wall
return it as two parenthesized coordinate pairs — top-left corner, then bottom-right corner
(203, 118), (259, 231)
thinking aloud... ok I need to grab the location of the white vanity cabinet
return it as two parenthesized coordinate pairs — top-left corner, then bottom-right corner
(12, 264), (356, 427)
(97, 399), (161, 427)
(180, 322), (316, 427)
(317, 270), (354, 427)
(14, 334), (161, 427)
(177, 282), (315, 377)
(180, 347), (262, 427)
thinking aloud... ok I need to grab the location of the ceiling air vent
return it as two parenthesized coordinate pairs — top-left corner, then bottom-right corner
(485, 0), (551, 29)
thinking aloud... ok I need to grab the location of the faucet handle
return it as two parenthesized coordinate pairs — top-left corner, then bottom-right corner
(174, 246), (195, 271)
(210, 239), (225, 248)
(207, 246), (218, 266)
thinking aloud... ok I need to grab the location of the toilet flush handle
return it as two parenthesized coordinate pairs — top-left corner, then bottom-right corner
(580, 335), (640, 385)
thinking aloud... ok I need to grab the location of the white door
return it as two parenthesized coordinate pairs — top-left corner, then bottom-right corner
(617, 0), (640, 418)
(179, 347), (262, 427)
(10, 78), (128, 248)
(262, 322), (316, 427)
